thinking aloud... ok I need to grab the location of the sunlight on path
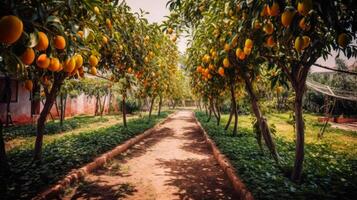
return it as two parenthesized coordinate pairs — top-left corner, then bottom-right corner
(65, 111), (239, 200)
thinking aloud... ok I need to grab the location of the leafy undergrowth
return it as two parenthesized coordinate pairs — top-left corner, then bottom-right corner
(0, 112), (170, 200)
(195, 112), (357, 200)
(3, 115), (111, 141)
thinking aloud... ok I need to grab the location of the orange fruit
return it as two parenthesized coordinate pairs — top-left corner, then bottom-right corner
(202, 54), (210, 64)
(20, 48), (35, 65)
(254, 20), (261, 29)
(245, 39), (253, 49)
(218, 67), (225, 76)
(75, 54), (83, 68)
(337, 33), (349, 48)
(297, 0), (312, 16)
(235, 48), (242, 58)
(171, 34), (177, 42)
(106, 18), (112, 29)
(299, 17), (310, 31)
(263, 22), (274, 35)
(48, 57), (60, 72)
(224, 43), (230, 52)
(89, 55), (99, 67)
(102, 36), (108, 45)
(0, 15), (23, 44)
(54, 35), (66, 50)
(167, 27), (173, 34)
(77, 31), (84, 38)
(63, 58), (76, 73)
(243, 47), (251, 56)
(24, 80), (33, 91)
(36, 54), (50, 69)
(127, 67), (132, 73)
(90, 67), (97, 75)
(94, 6), (100, 15)
(302, 36), (311, 49)
(281, 9), (296, 27)
(268, 2), (280, 16)
(208, 63), (215, 70)
(266, 36), (275, 47)
(294, 36), (304, 52)
(197, 65), (203, 73)
(35, 32), (49, 51)
(261, 4), (269, 17)
(223, 58), (230, 68)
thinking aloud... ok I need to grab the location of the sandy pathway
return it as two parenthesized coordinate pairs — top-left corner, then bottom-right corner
(65, 111), (240, 200)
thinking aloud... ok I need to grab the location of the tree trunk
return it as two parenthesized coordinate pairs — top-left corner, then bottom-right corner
(122, 92), (127, 127)
(149, 96), (155, 119)
(33, 80), (61, 161)
(229, 81), (238, 136)
(291, 90), (305, 182)
(100, 95), (107, 116)
(158, 95), (162, 116)
(4, 77), (12, 127)
(0, 119), (9, 176)
(225, 106), (233, 130)
(244, 76), (280, 164)
(210, 100), (219, 124)
(215, 103), (221, 126)
(207, 108), (212, 122)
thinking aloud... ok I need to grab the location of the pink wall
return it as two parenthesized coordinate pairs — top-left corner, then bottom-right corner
(1, 84), (112, 125)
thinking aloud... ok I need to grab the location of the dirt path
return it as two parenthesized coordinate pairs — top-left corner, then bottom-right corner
(64, 111), (239, 200)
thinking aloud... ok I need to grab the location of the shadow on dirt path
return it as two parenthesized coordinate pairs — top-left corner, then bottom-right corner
(64, 111), (240, 200)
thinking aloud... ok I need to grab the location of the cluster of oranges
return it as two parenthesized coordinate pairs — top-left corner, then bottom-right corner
(0, 14), (100, 91)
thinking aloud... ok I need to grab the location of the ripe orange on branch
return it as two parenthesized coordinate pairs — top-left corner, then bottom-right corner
(21, 48), (35, 65)
(294, 36), (304, 52)
(218, 67), (225, 76)
(36, 54), (50, 69)
(48, 57), (60, 72)
(297, 0), (313, 16)
(0, 15), (23, 44)
(89, 55), (99, 67)
(263, 22), (274, 35)
(63, 58), (76, 73)
(35, 32), (49, 51)
(281, 9), (296, 27)
(268, 2), (280, 16)
(54, 35), (66, 50)
(223, 58), (230, 68)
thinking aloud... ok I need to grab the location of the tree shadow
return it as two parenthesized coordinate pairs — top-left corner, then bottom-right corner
(180, 126), (211, 156)
(156, 158), (240, 200)
(69, 179), (137, 200)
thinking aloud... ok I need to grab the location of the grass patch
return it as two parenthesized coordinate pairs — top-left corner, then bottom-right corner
(3, 115), (111, 141)
(196, 111), (356, 200)
(0, 111), (171, 200)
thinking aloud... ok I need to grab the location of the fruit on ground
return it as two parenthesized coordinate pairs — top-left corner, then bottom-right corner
(0, 15), (23, 44)
(89, 55), (99, 67)
(268, 2), (280, 16)
(337, 33), (349, 48)
(24, 80), (33, 91)
(36, 54), (50, 69)
(63, 58), (76, 73)
(245, 38), (253, 49)
(90, 67), (97, 75)
(263, 22), (274, 35)
(48, 57), (60, 72)
(218, 67), (225, 76)
(281, 9), (296, 27)
(35, 32), (49, 51)
(20, 48), (35, 65)
(298, 0), (313, 16)
(54, 35), (66, 50)
(223, 58), (230, 68)
(302, 36), (311, 49)
(294, 36), (304, 52)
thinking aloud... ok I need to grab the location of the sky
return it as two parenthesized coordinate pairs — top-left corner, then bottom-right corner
(125, 0), (188, 54)
(125, 0), (355, 71)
